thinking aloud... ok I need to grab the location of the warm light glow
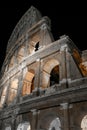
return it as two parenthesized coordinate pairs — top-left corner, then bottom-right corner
(73, 49), (87, 76)
(22, 70), (35, 96)
(7, 79), (19, 103)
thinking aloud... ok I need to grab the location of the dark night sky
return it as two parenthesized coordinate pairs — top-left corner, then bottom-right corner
(0, 0), (87, 70)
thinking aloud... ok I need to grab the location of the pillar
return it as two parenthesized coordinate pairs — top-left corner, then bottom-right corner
(5, 79), (10, 105)
(0, 120), (2, 129)
(11, 115), (16, 130)
(60, 103), (70, 130)
(25, 33), (29, 56)
(31, 109), (40, 130)
(60, 45), (68, 88)
(65, 51), (71, 86)
(15, 71), (23, 102)
(18, 68), (26, 101)
(33, 59), (41, 96)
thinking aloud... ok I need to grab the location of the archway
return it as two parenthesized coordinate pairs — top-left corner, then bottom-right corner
(81, 115), (87, 130)
(5, 126), (11, 130)
(50, 65), (59, 86)
(22, 69), (35, 96)
(40, 114), (61, 130)
(29, 34), (40, 54)
(42, 59), (59, 88)
(48, 118), (61, 130)
(17, 122), (31, 130)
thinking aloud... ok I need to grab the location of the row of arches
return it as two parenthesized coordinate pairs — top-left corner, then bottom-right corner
(5, 34), (40, 72)
(4, 117), (61, 130)
(4, 115), (87, 130)
(5, 122), (31, 130)
(0, 59), (60, 108)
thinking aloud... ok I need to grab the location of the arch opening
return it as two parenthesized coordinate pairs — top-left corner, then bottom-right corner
(42, 59), (59, 88)
(50, 65), (59, 86)
(35, 41), (39, 51)
(22, 70), (35, 96)
(40, 115), (61, 130)
(29, 34), (40, 54)
(17, 122), (31, 130)
(48, 117), (61, 130)
(81, 115), (87, 130)
(51, 127), (55, 130)
(5, 126), (11, 130)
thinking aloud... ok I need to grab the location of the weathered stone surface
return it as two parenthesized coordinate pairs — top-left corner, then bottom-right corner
(0, 6), (87, 130)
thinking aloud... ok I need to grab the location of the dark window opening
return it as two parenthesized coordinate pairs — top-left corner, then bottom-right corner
(51, 127), (55, 130)
(35, 41), (39, 51)
(50, 65), (59, 86)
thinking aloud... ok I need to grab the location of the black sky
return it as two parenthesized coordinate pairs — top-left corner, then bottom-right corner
(0, 0), (87, 70)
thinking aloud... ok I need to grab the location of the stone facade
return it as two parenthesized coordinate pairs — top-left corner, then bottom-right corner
(0, 6), (87, 130)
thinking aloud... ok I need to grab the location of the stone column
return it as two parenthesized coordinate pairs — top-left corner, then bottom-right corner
(0, 120), (2, 129)
(25, 33), (29, 56)
(31, 109), (40, 130)
(18, 66), (27, 99)
(11, 115), (16, 130)
(33, 59), (41, 96)
(14, 52), (18, 65)
(42, 71), (50, 88)
(60, 45), (68, 88)
(16, 71), (24, 102)
(5, 79), (10, 105)
(11, 108), (20, 130)
(65, 51), (71, 86)
(60, 103), (70, 130)
(15, 50), (19, 64)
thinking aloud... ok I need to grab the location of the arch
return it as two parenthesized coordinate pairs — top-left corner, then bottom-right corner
(8, 79), (19, 104)
(40, 113), (61, 130)
(48, 118), (61, 130)
(29, 34), (40, 54)
(5, 126), (11, 130)
(22, 69), (35, 96)
(42, 59), (59, 88)
(50, 65), (59, 86)
(81, 115), (87, 130)
(17, 122), (31, 130)
(0, 86), (8, 108)
(17, 46), (25, 63)
(35, 41), (39, 51)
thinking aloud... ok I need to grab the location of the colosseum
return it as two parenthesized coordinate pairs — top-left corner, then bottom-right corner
(0, 6), (87, 130)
